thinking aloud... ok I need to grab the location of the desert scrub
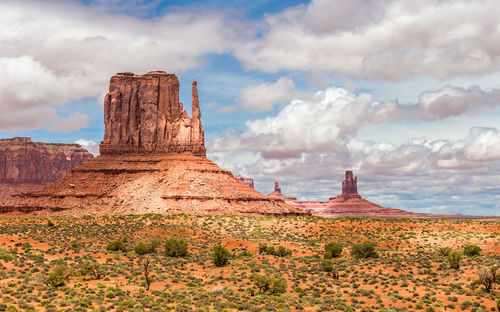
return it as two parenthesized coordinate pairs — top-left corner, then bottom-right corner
(324, 242), (343, 258)
(134, 242), (155, 255)
(106, 240), (127, 252)
(351, 241), (378, 259)
(212, 244), (231, 267)
(164, 237), (188, 257)
(447, 251), (461, 270)
(463, 244), (481, 257)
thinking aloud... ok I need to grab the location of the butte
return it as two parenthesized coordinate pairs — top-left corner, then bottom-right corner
(269, 171), (423, 218)
(1, 71), (306, 216)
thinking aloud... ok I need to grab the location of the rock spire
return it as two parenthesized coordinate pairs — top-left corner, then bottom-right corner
(341, 170), (360, 199)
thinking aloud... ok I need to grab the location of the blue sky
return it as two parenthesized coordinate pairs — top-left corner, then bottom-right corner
(1, 0), (500, 215)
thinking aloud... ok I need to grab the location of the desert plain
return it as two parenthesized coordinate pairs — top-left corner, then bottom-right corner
(0, 214), (498, 311)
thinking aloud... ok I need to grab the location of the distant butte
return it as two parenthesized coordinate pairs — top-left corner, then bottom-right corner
(268, 171), (423, 218)
(0, 71), (306, 216)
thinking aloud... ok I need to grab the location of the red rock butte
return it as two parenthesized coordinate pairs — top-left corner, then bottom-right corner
(269, 171), (423, 218)
(0, 71), (306, 216)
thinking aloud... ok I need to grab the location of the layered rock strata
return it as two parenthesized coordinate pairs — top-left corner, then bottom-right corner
(0, 137), (92, 202)
(100, 72), (205, 155)
(268, 172), (422, 218)
(1, 72), (306, 216)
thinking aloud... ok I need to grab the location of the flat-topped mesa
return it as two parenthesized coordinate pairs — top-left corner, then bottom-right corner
(99, 71), (206, 156)
(340, 170), (361, 199)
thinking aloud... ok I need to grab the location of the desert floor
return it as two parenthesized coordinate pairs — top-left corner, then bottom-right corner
(0, 215), (498, 311)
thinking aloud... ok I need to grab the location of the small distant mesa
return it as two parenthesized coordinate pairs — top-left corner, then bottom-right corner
(266, 171), (424, 218)
(0, 71), (306, 216)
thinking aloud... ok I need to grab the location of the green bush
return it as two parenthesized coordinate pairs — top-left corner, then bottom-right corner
(135, 242), (154, 255)
(351, 241), (378, 259)
(257, 243), (292, 257)
(447, 251), (461, 270)
(463, 244), (481, 257)
(212, 244), (231, 267)
(258, 243), (267, 254)
(437, 247), (452, 257)
(44, 265), (70, 288)
(252, 275), (287, 295)
(322, 259), (333, 272)
(0, 248), (14, 262)
(324, 242), (342, 258)
(106, 240), (127, 252)
(164, 237), (188, 257)
(81, 260), (105, 280)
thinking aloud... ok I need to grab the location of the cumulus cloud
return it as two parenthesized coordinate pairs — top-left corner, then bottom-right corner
(0, 0), (243, 132)
(75, 139), (100, 156)
(233, 0), (500, 80)
(210, 85), (500, 158)
(239, 76), (295, 112)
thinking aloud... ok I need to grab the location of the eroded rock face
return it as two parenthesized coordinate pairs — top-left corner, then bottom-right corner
(0, 137), (93, 202)
(340, 170), (361, 199)
(99, 71), (205, 155)
(1, 71), (307, 217)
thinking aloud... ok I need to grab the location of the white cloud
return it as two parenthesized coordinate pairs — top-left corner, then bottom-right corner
(239, 76), (295, 112)
(233, 0), (500, 80)
(0, 0), (243, 132)
(209, 85), (500, 215)
(75, 139), (100, 156)
(210, 85), (500, 158)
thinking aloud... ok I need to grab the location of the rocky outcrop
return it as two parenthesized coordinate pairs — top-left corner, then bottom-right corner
(0, 137), (93, 202)
(268, 171), (423, 218)
(99, 71), (205, 156)
(340, 171), (360, 199)
(1, 72), (307, 217)
(235, 175), (255, 189)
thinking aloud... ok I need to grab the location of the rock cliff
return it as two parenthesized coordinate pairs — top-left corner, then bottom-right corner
(1, 72), (306, 216)
(100, 71), (205, 156)
(0, 137), (93, 202)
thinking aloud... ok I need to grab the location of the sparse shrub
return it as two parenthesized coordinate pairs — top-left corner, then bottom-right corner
(258, 243), (267, 254)
(322, 259), (333, 272)
(0, 248), (14, 262)
(106, 240), (127, 252)
(324, 242), (342, 258)
(81, 260), (105, 280)
(477, 264), (498, 293)
(164, 237), (188, 257)
(351, 241), (378, 259)
(135, 242), (154, 255)
(46, 220), (55, 227)
(212, 244), (231, 267)
(437, 247), (452, 257)
(447, 251), (461, 270)
(257, 243), (291, 257)
(463, 244), (481, 257)
(71, 241), (81, 249)
(252, 275), (287, 295)
(43, 265), (70, 288)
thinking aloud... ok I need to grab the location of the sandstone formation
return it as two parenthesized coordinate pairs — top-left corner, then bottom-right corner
(268, 172), (423, 218)
(340, 171), (360, 199)
(100, 72), (205, 156)
(1, 72), (306, 216)
(0, 137), (92, 203)
(235, 175), (255, 189)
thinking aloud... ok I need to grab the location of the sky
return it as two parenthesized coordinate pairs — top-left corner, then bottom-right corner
(1, 0), (500, 216)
